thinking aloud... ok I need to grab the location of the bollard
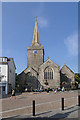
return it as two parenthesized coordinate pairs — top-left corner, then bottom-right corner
(62, 98), (64, 110)
(78, 95), (80, 106)
(33, 100), (35, 116)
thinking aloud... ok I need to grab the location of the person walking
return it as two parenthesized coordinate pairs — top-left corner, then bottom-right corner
(10, 88), (16, 100)
(54, 88), (57, 94)
(62, 87), (65, 92)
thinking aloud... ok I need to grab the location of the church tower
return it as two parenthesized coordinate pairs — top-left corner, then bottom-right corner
(27, 18), (44, 70)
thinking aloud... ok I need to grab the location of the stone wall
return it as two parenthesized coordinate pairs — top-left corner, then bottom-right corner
(18, 67), (39, 91)
(60, 65), (75, 88)
(27, 46), (44, 70)
(38, 59), (60, 89)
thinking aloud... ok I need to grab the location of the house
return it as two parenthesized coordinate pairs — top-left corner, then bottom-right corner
(0, 57), (16, 94)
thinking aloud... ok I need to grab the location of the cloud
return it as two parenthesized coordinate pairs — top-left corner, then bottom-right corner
(37, 17), (48, 28)
(64, 33), (78, 56)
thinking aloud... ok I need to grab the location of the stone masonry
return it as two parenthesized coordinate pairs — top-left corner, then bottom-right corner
(18, 18), (75, 91)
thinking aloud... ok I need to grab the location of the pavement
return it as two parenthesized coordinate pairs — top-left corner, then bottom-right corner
(2, 105), (80, 120)
(1, 90), (80, 120)
(5, 105), (79, 118)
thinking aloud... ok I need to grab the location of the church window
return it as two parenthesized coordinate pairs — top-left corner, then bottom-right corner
(48, 71), (49, 79)
(50, 72), (51, 79)
(44, 72), (47, 79)
(52, 72), (53, 79)
(44, 67), (53, 80)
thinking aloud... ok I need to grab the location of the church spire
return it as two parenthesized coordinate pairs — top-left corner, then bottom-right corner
(32, 16), (40, 46)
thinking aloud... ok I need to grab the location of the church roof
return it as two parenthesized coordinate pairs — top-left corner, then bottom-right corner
(32, 17), (40, 46)
(39, 58), (60, 69)
(60, 64), (74, 74)
(18, 66), (38, 76)
(24, 66), (38, 73)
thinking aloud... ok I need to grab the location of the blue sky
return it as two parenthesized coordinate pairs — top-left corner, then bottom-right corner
(2, 2), (78, 74)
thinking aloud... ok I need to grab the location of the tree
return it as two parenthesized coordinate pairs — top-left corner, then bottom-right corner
(15, 73), (20, 91)
(75, 73), (80, 83)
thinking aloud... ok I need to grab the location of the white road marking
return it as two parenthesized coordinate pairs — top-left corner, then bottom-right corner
(2, 104), (78, 119)
(65, 96), (78, 100)
(1, 96), (78, 114)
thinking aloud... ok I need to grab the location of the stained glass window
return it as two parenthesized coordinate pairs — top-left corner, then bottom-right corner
(44, 67), (53, 79)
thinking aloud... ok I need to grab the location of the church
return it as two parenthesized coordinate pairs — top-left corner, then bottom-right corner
(18, 18), (75, 91)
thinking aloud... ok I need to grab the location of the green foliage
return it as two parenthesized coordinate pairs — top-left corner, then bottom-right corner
(75, 73), (80, 83)
(15, 73), (19, 88)
(62, 81), (67, 85)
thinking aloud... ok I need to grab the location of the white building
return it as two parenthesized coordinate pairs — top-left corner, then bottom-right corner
(0, 57), (16, 94)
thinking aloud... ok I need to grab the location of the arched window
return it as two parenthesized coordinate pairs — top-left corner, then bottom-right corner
(44, 67), (53, 79)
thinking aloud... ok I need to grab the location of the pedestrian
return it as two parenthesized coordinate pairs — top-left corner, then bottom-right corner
(25, 88), (27, 92)
(62, 87), (64, 92)
(31, 87), (32, 92)
(54, 88), (57, 94)
(10, 88), (16, 100)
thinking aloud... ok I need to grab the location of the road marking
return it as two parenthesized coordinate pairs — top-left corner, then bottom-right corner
(0, 105), (32, 114)
(65, 96), (78, 100)
(2, 104), (78, 119)
(1, 96), (78, 114)
(1, 100), (60, 114)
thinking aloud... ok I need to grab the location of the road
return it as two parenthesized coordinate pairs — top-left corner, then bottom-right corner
(1, 90), (79, 119)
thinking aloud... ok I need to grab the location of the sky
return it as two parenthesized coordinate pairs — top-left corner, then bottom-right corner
(2, 2), (78, 74)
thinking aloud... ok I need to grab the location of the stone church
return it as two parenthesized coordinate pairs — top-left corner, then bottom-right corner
(18, 19), (75, 91)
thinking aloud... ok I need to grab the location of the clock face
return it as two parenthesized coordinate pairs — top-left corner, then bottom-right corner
(33, 50), (37, 54)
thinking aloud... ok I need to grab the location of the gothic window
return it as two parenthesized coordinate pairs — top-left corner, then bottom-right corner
(44, 67), (53, 80)
(50, 72), (51, 79)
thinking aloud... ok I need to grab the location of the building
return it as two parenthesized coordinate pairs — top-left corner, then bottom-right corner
(18, 19), (75, 91)
(60, 64), (75, 88)
(0, 57), (16, 94)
